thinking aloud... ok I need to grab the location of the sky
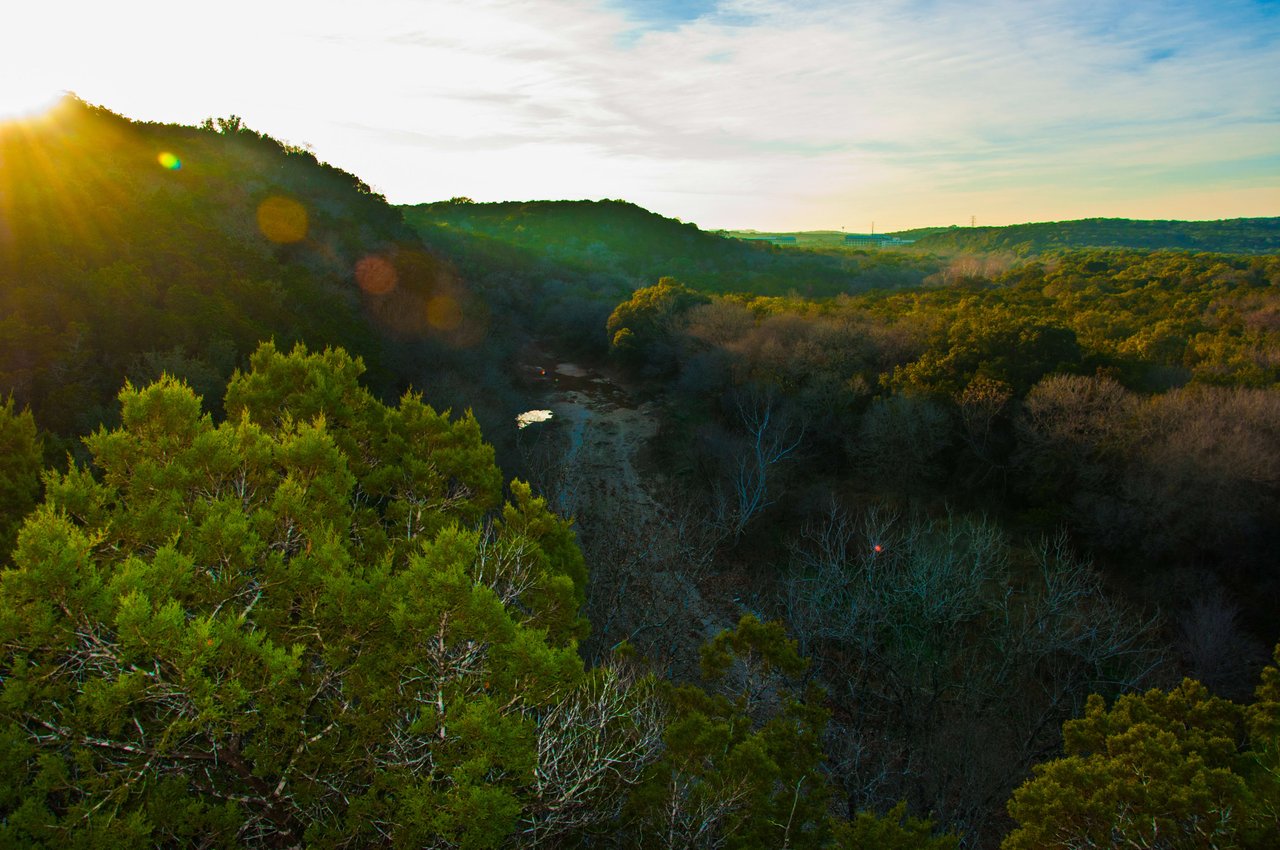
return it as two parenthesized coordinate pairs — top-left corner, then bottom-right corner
(2, 0), (1278, 231)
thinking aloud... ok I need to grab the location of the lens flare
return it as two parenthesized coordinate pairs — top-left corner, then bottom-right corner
(355, 255), (397, 295)
(256, 196), (308, 243)
(157, 151), (181, 170)
(426, 295), (463, 331)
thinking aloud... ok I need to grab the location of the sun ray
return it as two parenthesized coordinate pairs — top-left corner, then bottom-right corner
(0, 97), (143, 272)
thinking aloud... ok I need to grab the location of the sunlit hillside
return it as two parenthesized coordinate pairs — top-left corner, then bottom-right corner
(0, 97), (517, 448)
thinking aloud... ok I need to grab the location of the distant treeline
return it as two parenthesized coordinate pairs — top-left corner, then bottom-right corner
(898, 216), (1280, 255)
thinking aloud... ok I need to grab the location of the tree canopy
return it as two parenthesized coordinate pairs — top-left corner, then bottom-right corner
(1004, 649), (1280, 849)
(0, 342), (662, 847)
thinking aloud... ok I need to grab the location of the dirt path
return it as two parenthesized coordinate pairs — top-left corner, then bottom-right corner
(517, 353), (659, 513)
(516, 350), (723, 675)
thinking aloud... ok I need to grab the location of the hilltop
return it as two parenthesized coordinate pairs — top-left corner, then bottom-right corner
(897, 216), (1280, 254)
(0, 96), (523, 450)
(403, 198), (938, 299)
(715, 218), (1280, 255)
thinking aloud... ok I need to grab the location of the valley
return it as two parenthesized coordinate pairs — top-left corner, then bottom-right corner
(1, 97), (1277, 849)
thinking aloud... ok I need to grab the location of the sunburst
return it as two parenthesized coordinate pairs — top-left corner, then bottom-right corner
(0, 95), (138, 268)
(0, 78), (63, 123)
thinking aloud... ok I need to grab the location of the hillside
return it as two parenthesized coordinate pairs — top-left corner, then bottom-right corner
(899, 216), (1280, 255)
(404, 199), (938, 296)
(0, 97), (522, 450)
(408, 199), (742, 276)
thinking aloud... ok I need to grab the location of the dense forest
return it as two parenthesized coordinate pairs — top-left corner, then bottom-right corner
(0, 97), (527, 463)
(1, 99), (1278, 848)
(404, 199), (943, 295)
(898, 216), (1280, 255)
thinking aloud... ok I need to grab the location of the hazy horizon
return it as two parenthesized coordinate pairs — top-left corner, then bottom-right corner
(5, 0), (1277, 232)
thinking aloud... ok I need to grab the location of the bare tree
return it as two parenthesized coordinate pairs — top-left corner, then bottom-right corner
(1177, 584), (1269, 701)
(640, 771), (753, 850)
(518, 666), (666, 846)
(713, 384), (805, 541)
(956, 375), (1013, 479)
(780, 505), (1166, 843)
(852, 394), (952, 493)
(577, 485), (726, 676)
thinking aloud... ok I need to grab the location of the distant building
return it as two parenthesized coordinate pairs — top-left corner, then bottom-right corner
(739, 235), (797, 245)
(844, 234), (914, 248)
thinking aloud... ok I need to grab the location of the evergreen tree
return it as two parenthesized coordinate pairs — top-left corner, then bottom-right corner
(0, 343), (660, 847)
(1003, 651), (1280, 849)
(0, 396), (42, 562)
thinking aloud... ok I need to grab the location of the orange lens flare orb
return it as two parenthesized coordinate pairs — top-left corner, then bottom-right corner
(355, 255), (397, 295)
(256, 196), (308, 243)
(426, 295), (463, 331)
(157, 151), (181, 170)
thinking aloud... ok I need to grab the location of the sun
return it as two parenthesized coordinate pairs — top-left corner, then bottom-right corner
(0, 78), (64, 122)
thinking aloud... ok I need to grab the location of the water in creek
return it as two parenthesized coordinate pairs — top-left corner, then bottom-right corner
(514, 354), (655, 497)
(515, 409), (554, 428)
(515, 357), (640, 446)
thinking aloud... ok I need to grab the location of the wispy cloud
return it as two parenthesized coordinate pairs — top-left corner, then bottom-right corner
(12, 0), (1279, 228)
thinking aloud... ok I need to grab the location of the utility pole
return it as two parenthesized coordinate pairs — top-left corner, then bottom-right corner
(970, 215), (976, 227)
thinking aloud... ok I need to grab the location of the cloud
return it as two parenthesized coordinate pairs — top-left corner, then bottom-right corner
(13, 0), (1279, 228)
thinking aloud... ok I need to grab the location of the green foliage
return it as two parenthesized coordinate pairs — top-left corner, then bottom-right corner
(403, 199), (938, 303)
(871, 249), (1280, 391)
(629, 615), (832, 849)
(888, 313), (1082, 397)
(699, 613), (808, 683)
(606, 278), (710, 372)
(0, 397), (42, 561)
(1003, 654), (1280, 850)
(829, 801), (959, 850)
(0, 343), (650, 847)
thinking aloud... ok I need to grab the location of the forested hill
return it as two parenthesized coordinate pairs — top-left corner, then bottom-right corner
(0, 96), (512, 448)
(898, 216), (1280, 255)
(406, 198), (743, 276)
(402, 198), (938, 300)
